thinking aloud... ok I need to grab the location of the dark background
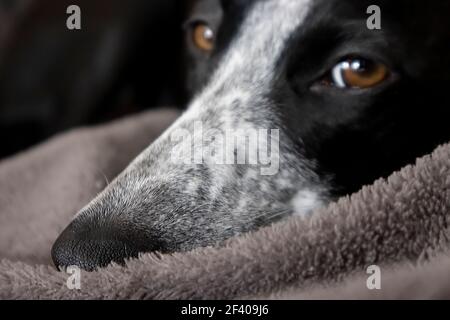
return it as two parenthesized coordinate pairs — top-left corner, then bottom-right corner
(0, 0), (186, 159)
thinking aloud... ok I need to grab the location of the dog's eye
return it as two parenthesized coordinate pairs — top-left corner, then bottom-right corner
(326, 57), (389, 89)
(191, 22), (215, 53)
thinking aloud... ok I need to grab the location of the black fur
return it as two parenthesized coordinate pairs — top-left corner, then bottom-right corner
(185, 0), (450, 196)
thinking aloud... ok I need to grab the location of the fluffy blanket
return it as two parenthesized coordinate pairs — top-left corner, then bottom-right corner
(0, 108), (449, 300)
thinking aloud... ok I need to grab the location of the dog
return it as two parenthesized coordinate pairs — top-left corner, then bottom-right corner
(52, 0), (450, 271)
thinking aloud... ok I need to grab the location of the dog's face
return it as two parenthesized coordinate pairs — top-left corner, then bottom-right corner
(52, 0), (450, 271)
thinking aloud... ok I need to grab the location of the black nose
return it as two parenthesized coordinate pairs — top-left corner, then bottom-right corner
(51, 219), (160, 271)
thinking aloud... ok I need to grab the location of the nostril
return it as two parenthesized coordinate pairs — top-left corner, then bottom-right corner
(51, 221), (160, 271)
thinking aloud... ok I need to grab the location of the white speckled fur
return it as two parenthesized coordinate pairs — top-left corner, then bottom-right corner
(72, 0), (328, 252)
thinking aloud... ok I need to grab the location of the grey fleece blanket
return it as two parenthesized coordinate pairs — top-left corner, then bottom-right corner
(0, 108), (449, 300)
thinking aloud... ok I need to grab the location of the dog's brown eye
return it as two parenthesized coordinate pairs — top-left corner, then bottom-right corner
(329, 58), (389, 89)
(192, 23), (215, 52)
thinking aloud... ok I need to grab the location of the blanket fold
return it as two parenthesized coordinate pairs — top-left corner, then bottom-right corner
(0, 108), (449, 299)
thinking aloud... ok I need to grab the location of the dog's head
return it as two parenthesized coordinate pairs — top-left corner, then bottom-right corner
(52, 0), (450, 271)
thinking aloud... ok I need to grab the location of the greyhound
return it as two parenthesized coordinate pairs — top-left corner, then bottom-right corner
(52, 0), (450, 271)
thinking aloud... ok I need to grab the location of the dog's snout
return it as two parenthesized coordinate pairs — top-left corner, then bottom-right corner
(51, 219), (160, 271)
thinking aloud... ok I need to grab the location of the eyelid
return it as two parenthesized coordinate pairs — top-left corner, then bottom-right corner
(309, 44), (393, 77)
(309, 58), (398, 94)
(182, 16), (212, 30)
(182, 19), (202, 30)
(321, 54), (395, 80)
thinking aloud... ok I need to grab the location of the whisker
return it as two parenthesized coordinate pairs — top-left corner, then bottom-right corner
(100, 171), (110, 186)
